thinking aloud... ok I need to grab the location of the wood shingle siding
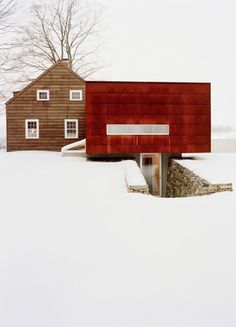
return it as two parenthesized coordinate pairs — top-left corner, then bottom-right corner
(6, 61), (85, 152)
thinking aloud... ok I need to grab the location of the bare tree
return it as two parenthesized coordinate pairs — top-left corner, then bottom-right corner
(10, 0), (103, 81)
(0, 0), (15, 33)
(0, 0), (16, 69)
(0, 0), (16, 108)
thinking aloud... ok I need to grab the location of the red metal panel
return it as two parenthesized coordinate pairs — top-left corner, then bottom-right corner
(170, 124), (209, 135)
(169, 135), (210, 145)
(88, 93), (210, 106)
(86, 144), (107, 153)
(86, 82), (210, 95)
(86, 136), (107, 145)
(86, 123), (106, 136)
(86, 81), (211, 154)
(87, 113), (208, 126)
(137, 136), (170, 145)
(108, 136), (137, 146)
(87, 104), (210, 115)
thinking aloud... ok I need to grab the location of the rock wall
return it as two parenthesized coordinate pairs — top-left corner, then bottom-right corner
(166, 159), (233, 197)
(126, 182), (149, 194)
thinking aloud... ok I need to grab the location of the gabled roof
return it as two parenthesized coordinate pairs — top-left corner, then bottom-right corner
(6, 60), (85, 105)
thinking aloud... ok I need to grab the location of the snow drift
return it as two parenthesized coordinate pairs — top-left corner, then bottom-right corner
(0, 151), (235, 327)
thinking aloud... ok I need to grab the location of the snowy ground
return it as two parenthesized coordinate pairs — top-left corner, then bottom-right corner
(212, 130), (236, 139)
(0, 151), (236, 327)
(180, 153), (236, 184)
(0, 114), (6, 148)
(211, 130), (236, 153)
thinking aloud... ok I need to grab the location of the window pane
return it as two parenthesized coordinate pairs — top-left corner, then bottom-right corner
(107, 124), (169, 135)
(39, 92), (47, 99)
(67, 122), (76, 129)
(70, 90), (82, 100)
(37, 90), (49, 100)
(72, 92), (80, 99)
(28, 122), (36, 129)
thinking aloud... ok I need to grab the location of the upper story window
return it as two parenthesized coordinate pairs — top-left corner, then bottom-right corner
(37, 90), (49, 101)
(64, 119), (79, 139)
(25, 119), (39, 139)
(70, 90), (83, 101)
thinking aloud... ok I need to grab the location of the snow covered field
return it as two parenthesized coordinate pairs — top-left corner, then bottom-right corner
(181, 153), (236, 184)
(211, 129), (236, 153)
(0, 151), (236, 327)
(0, 115), (6, 148)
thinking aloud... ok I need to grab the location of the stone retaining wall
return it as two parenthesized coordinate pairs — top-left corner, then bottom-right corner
(166, 159), (233, 197)
(126, 181), (149, 194)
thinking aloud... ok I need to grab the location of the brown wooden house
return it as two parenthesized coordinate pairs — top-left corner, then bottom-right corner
(6, 60), (85, 151)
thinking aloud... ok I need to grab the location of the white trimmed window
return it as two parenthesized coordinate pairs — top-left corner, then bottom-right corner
(106, 124), (170, 135)
(70, 90), (83, 101)
(37, 90), (49, 101)
(25, 119), (39, 139)
(64, 119), (79, 139)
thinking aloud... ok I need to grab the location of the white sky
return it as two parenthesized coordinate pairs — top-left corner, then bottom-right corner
(15, 0), (236, 128)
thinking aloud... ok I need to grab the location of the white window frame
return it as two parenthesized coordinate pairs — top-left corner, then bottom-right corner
(106, 124), (170, 135)
(25, 119), (39, 139)
(64, 119), (79, 139)
(70, 90), (83, 101)
(37, 90), (50, 101)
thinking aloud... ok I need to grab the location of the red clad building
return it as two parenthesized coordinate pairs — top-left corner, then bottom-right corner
(86, 81), (211, 196)
(86, 81), (211, 154)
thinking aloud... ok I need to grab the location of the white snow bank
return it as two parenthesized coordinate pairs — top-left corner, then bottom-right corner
(0, 151), (236, 327)
(123, 159), (147, 190)
(179, 153), (236, 184)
